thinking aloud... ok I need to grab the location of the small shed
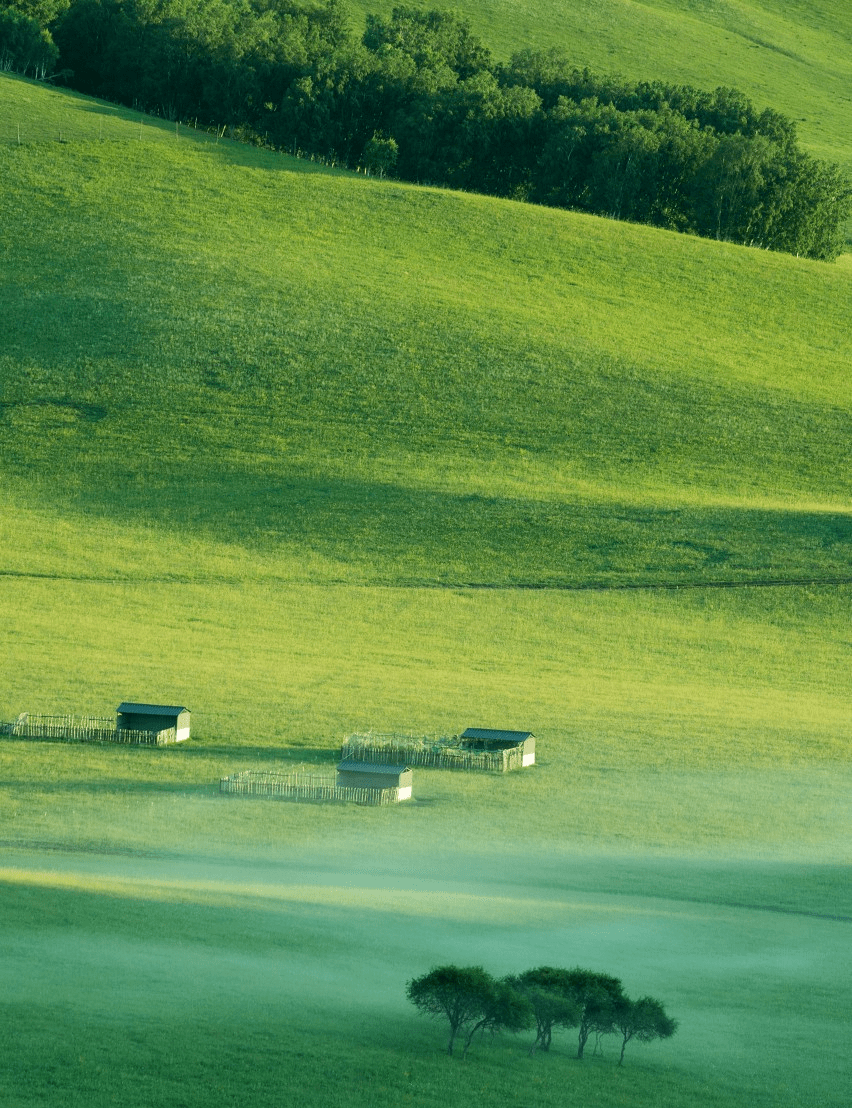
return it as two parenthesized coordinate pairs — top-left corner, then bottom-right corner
(116, 703), (191, 742)
(460, 728), (536, 766)
(336, 760), (413, 800)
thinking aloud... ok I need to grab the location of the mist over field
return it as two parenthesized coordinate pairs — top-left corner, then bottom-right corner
(2, 841), (849, 1107)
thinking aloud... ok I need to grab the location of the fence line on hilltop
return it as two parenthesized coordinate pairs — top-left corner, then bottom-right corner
(2, 113), (218, 148)
(3, 115), (347, 168)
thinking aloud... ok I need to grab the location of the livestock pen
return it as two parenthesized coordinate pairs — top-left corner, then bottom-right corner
(219, 769), (406, 806)
(1, 713), (177, 745)
(341, 731), (535, 772)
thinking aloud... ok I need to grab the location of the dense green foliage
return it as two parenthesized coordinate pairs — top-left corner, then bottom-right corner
(4, 0), (849, 255)
(405, 965), (530, 1055)
(347, 0), (852, 252)
(0, 2), (58, 76)
(407, 964), (671, 1061)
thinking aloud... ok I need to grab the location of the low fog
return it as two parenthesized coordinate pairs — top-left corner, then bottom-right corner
(2, 840), (847, 1099)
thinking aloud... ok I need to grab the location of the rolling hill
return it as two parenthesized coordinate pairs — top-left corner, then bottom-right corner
(0, 70), (850, 1108)
(1, 67), (849, 852)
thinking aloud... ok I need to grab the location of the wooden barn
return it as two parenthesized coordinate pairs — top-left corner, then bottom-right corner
(460, 728), (536, 766)
(116, 703), (191, 743)
(336, 760), (413, 800)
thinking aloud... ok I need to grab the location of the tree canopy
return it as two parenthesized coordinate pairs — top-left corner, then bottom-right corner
(0, 2), (58, 77)
(505, 966), (582, 1053)
(405, 965), (531, 1056)
(408, 964), (677, 1064)
(612, 995), (678, 1065)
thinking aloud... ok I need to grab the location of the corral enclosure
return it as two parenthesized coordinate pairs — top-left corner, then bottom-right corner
(219, 768), (408, 805)
(341, 731), (534, 772)
(460, 728), (536, 765)
(1, 712), (179, 746)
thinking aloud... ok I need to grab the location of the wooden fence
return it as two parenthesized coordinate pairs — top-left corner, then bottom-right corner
(1, 713), (178, 746)
(341, 734), (524, 773)
(219, 770), (401, 806)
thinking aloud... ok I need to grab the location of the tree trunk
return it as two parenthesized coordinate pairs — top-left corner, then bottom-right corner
(462, 1018), (488, 1058)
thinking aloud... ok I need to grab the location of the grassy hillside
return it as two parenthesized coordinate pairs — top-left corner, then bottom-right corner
(0, 76), (849, 1108)
(346, 0), (852, 178)
(2, 76), (851, 590)
(1, 72), (849, 838)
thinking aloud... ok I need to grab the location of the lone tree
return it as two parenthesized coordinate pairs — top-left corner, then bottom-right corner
(406, 965), (496, 1055)
(506, 967), (582, 1053)
(612, 995), (678, 1065)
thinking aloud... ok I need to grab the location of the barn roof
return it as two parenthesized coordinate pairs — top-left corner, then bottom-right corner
(461, 728), (534, 742)
(117, 703), (189, 716)
(337, 760), (409, 774)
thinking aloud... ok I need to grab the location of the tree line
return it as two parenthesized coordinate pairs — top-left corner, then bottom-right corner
(3, 0), (850, 258)
(406, 964), (677, 1062)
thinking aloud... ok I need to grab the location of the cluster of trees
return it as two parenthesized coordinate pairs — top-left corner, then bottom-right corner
(0, 0), (60, 78)
(3, 0), (850, 257)
(406, 964), (677, 1062)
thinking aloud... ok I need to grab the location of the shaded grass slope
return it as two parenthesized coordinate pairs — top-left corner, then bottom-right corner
(1, 104), (850, 590)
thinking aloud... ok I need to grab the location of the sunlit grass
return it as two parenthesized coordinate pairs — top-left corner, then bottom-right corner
(1, 579), (848, 858)
(1, 135), (849, 592)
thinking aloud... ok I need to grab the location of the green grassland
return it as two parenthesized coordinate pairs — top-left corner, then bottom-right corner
(0, 850), (849, 1108)
(0, 74), (850, 1107)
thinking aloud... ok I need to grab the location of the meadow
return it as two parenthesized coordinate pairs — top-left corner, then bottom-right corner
(0, 72), (850, 1107)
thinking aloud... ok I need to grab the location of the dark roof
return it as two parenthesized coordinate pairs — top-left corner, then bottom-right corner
(117, 703), (189, 716)
(337, 760), (410, 775)
(461, 728), (534, 742)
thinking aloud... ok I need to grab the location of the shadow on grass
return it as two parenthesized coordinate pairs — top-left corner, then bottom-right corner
(42, 466), (852, 587)
(0, 777), (217, 794)
(3, 364), (851, 587)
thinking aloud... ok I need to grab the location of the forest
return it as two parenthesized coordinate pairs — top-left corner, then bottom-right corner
(2, 0), (850, 257)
